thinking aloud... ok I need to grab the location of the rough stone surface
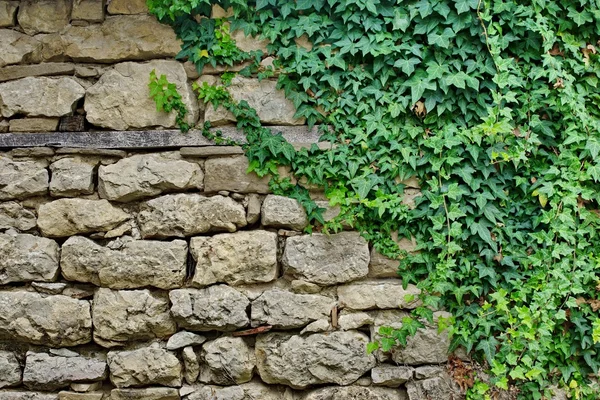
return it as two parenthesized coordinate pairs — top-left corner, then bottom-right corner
(71, 0), (104, 23)
(0, 63), (75, 83)
(170, 286), (250, 331)
(337, 311), (374, 331)
(369, 236), (416, 278)
(180, 146), (244, 157)
(9, 118), (60, 132)
(0, 351), (21, 389)
(107, 347), (182, 388)
(22, 352), (107, 391)
(17, 0), (71, 35)
(338, 280), (421, 310)
(109, 388), (180, 400)
(86, 61), (198, 130)
(251, 289), (334, 329)
(0, 291), (91, 346)
(57, 393), (103, 400)
(107, 0), (148, 14)
(406, 372), (462, 400)
(0, 392), (58, 400)
(0, 157), (48, 200)
(137, 194), (246, 239)
(204, 76), (303, 125)
(0, 201), (35, 231)
(98, 152), (203, 202)
(415, 366), (444, 379)
(182, 346), (199, 384)
(0, 232), (59, 284)
(190, 230), (278, 287)
(371, 366), (414, 387)
(0, 1), (18, 27)
(37, 199), (130, 237)
(246, 193), (262, 224)
(199, 337), (255, 384)
(61, 236), (187, 289)
(392, 323), (451, 365)
(0, 29), (41, 67)
(282, 232), (370, 285)
(204, 156), (271, 194)
(50, 158), (97, 197)
(166, 331), (207, 350)
(261, 195), (307, 230)
(255, 331), (375, 389)
(0, 77), (85, 118)
(300, 386), (408, 400)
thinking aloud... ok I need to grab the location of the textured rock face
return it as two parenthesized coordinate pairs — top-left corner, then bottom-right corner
(0, 29), (40, 67)
(107, 347), (182, 388)
(255, 331), (376, 388)
(203, 156), (271, 194)
(0, 291), (91, 347)
(86, 61), (198, 130)
(37, 199), (130, 237)
(22, 352), (107, 391)
(406, 372), (462, 400)
(300, 386), (408, 400)
(0, 232), (59, 284)
(0, 391), (58, 400)
(109, 388), (180, 400)
(92, 288), (177, 347)
(190, 230), (278, 287)
(182, 346), (199, 384)
(107, 0), (148, 14)
(261, 195), (308, 231)
(137, 194), (246, 239)
(98, 152), (203, 202)
(337, 280), (421, 310)
(0, 77), (85, 118)
(9, 118), (60, 132)
(166, 331), (206, 350)
(282, 232), (370, 285)
(186, 380), (291, 400)
(0, 1), (19, 28)
(371, 366), (414, 387)
(49, 158), (97, 197)
(170, 286), (250, 331)
(17, 0), (71, 35)
(0, 62), (75, 82)
(61, 236), (187, 289)
(71, 0), (105, 23)
(0, 351), (21, 388)
(369, 237), (416, 278)
(199, 337), (256, 384)
(392, 325), (451, 365)
(0, 157), (48, 200)
(251, 289), (334, 329)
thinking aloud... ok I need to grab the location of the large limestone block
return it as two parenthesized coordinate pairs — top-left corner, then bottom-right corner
(137, 194), (246, 239)
(300, 386), (408, 400)
(50, 158), (97, 197)
(199, 337), (255, 384)
(0, 291), (92, 347)
(37, 199), (130, 237)
(0, 392), (58, 400)
(190, 230), (278, 287)
(86, 61), (198, 130)
(98, 152), (203, 202)
(0, 29), (41, 67)
(0, 157), (48, 200)
(0, 232), (59, 285)
(107, 0), (148, 14)
(109, 388), (179, 400)
(204, 76), (304, 126)
(0, 1), (18, 27)
(337, 280), (421, 310)
(406, 372), (463, 400)
(0, 77), (85, 118)
(203, 156), (270, 194)
(251, 289), (334, 329)
(282, 232), (370, 285)
(170, 286), (250, 331)
(255, 331), (376, 389)
(71, 0), (104, 23)
(92, 288), (176, 347)
(61, 236), (187, 289)
(60, 16), (180, 63)
(17, 0), (71, 35)
(22, 352), (107, 391)
(261, 195), (308, 231)
(108, 347), (182, 388)
(0, 351), (21, 388)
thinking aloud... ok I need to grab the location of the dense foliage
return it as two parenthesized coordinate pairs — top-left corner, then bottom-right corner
(147, 0), (600, 398)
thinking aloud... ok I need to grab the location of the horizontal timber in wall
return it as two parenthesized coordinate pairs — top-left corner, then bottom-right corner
(0, 126), (322, 149)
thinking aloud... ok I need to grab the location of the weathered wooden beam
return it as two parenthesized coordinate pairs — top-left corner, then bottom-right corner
(0, 126), (323, 149)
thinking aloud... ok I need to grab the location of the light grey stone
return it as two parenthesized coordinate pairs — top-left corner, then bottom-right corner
(50, 158), (97, 197)
(299, 319), (331, 334)
(10, 148), (55, 158)
(0, 157), (48, 200)
(0, 291), (91, 346)
(22, 352), (107, 391)
(251, 289), (334, 329)
(69, 383), (102, 392)
(199, 337), (255, 385)
(107, 0), (147, 14)
(0, 1), (18, 27)
(372, 366), (414, 387)
(0, 232), (59, 284)
(109, 388), (180, 400)
(57, 392), (104, 400)
(86, 61), (198, 130)
(0, 351), (21, 388)
(261, 195), (308, 231)
(0, 62), (75, 83)
(0, 392), (58, 400)
(282, 232), (369, 285)
(190, 230), (278, 287)
(92, 288), (177, 347)
(9, 118), (59, 132)
(246, 193), (262, 224)
(0, 29), (41, 68)
(137, 194), (246, 239)
(186, 385), (243, 400)
(300, 386), (408, 400)
(370, 310), (409, 363)
(255, 331), (375, 389)
(183, 346), (199, 385)
(170, 286), (250, 331)
(71, 0), (104, 23)
(37, 199), (130, 237)
(415, 365), (444, 379)
(0, 77), (85, 118)
(61, 236), (187, 289)
(108, 347), (182, 388)
(406, 372), (463, 400)
(337, 311), (374, 330)
(17, 0), (71, 35)
(337, 279), (421, 310)
(203, 156), (271, 194)
(185, 380), (292, 400)
(180, 146), (244, 157)
(98, 152), (203, 202)
(166, 331), (207, 351)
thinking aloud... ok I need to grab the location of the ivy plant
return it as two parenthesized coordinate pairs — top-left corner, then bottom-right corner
(148, 0), (600, 398)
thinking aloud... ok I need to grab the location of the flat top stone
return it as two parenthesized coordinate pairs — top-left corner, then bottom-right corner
(166, 331), (207, 350)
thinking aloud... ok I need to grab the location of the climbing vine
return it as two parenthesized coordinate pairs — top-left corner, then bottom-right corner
(147, 0), (600, 398)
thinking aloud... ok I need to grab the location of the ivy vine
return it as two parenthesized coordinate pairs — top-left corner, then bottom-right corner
(147, 0), (600, 398)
